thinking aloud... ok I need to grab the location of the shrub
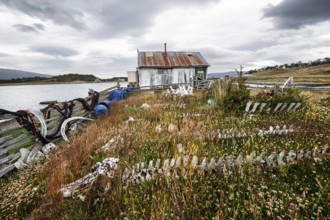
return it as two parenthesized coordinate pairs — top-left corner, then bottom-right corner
(253, 86), (306, 106)
(209, 66), (250, 113)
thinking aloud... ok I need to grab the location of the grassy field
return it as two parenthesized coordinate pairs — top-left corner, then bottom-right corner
(247, 65), (330, 83)
(0, 87), (329, 219)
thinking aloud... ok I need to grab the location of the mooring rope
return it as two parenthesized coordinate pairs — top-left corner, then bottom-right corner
(16, 110), (48, 144)
(72, 98), (91, 112)
(90, 91), (100, 110)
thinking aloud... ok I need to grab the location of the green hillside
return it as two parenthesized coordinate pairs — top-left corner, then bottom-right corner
(247, 64), (330, 83)
(0, 73), (127, 84)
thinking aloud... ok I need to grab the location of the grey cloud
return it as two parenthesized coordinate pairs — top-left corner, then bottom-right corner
(31, 45), (79, 57)
(94, 0), (219, 38)
(34, 58), (73, 71)
(196, 47), (270, 71)
(1, 0), (218, 37)
(197, 47), (239, 64)
(12, 23), (45, 33)
(1, 0), (87, 30)
(233, 39), (278, 51)
(0, 52), (8, 57)
(266, 55), (296, 64)
(33, 23), (45, 31)
(13, 24), (38, 33)
(264, 0), (330, 29)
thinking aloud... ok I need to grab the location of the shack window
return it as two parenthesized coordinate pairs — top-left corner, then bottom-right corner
(158, 69), (172, 74)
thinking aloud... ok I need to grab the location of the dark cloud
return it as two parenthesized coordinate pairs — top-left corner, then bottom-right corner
(1, 0), (219, 37)
(94, 0), (219, 38)
(1, 0), (87, 30)
(30, 45), (79, 57)
(264, 0), (330, 29)
(12, 23), (45, 33)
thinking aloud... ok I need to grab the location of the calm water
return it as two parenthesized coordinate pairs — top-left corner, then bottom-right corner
(0, 82), (126, 110)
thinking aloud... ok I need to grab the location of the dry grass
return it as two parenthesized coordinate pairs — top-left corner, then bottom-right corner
(1, 90), (330, 219)
(0, 164), (45, 219)
(247, 64), (330, 83)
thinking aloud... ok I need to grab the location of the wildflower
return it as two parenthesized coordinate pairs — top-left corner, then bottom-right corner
(191, 156), (198, 169)
(125, 116), (135, 124)
(168, 123), (177, 132)
(177, 143), (184, 153)
(155, 125), (163, 133)
(140, 103), (150, 109)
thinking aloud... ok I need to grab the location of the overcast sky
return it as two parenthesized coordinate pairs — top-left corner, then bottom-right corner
(0, 0), (330, 78)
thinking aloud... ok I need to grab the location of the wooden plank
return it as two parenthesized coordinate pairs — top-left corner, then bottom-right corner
(0, 133), (32, 150)
(0, 135), (13, 145)
(245, 101), (252, 112)
(0, 124), (25, 135)
(287, 103), (296, 111)
(45, 116), (62, 123)
(0, 152), (20, 165)
(279, 103), (288, 112)
(273, 103), (283, 113)
(259, 103), (267, 112)
(0, 137), (35, 157)
(0, 164), (16, 178)
(250, 103), (260, 113)
(293, 103), (302, 111)
(46, 118), (64, 128)
(0, 86), (119, 178)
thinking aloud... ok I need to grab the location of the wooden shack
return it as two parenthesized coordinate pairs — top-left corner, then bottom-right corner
(133, 45), (210, 87)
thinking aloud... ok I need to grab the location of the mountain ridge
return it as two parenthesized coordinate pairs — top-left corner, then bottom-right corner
(0, 68), (52, 80)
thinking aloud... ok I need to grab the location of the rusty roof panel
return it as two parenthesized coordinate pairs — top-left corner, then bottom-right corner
(138, 51), (210, 68)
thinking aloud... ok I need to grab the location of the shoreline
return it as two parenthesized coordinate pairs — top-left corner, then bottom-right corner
(0, 81), (127, 87)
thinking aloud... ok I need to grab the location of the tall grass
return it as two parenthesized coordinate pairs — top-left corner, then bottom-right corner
(1, 90), (329, 219)
(209, 77), (250, 112)
(210, 78), (233, 109)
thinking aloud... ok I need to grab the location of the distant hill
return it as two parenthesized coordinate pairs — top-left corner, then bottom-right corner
(208, 71), (240, 79)
(102, 77), (128, 82)
(0, 68), (51, 80)
(0, 73), (128, 84)
(48, 73), (99, 82)
(246, 64), (330, 83)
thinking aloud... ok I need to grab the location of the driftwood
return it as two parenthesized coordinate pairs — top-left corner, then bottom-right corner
(0, 164), (15, 178)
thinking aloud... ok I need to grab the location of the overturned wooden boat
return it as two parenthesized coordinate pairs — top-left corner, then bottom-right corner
(39, 100), (58, 105)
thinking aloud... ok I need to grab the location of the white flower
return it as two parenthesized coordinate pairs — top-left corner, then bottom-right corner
(177, 143), (184, 153)
(155, 125), (162, 133)
(191, 156), (198, 168)
(140, 103), (150, 109)
(168, 123), (177, 132)
(125, 116), (135, 124)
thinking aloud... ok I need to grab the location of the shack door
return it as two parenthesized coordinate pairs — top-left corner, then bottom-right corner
(196, 68), (206, 79)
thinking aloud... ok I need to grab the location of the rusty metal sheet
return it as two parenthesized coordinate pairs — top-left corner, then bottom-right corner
(138, 52), (209, 68)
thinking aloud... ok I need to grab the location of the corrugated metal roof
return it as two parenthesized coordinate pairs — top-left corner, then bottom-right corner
(138, 51), (210, 68)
